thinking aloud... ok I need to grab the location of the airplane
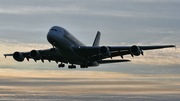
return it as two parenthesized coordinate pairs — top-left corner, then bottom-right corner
(4, 26), (175, 69)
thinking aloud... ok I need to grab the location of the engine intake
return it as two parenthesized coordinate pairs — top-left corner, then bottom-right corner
(13, 52), (24, 62)
(130, 45), (141, 56)
(30, 50), (41, 60)
(99, 46), (111, 57)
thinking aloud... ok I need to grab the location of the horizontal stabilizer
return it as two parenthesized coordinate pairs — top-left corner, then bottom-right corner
(98, 59), (130, 64)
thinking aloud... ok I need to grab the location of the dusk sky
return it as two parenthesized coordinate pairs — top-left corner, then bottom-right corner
(0, 0), (180, 100)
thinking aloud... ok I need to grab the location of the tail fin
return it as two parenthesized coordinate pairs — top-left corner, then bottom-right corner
(92, 31), (101, 46)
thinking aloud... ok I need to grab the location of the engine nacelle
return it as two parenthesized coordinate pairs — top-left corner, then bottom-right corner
(99, 46), (111, 57)
(13, 52), (24, 62)
(30, 50), (41, 60)
(130, 45), (141, 56)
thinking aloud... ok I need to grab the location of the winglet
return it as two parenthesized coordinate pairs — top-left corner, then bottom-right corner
(4, 54), (6, 58)
(92, 31), (101, 46)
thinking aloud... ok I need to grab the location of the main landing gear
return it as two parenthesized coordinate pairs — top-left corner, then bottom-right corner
(68, 65), (76, 69)
(58, 63), (65, 68)
(58, 63), (76, 69)
(58, 64), (88, 69)
(80, 65), (88, 68)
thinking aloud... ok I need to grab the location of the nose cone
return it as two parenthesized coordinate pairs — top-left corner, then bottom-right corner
(47, 31), (58, 45)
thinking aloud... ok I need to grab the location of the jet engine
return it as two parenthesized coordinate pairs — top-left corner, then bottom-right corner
(130, 45), (141, 56)
(30, 50), (41, 60)
(99, 46), (111, 57)
(13, 52), (24, 62)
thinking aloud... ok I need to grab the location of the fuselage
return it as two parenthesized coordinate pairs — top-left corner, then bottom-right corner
(47, 26), (88, 65)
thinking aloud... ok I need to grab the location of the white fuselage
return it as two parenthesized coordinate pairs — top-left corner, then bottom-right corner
(47, 26), (88, 65)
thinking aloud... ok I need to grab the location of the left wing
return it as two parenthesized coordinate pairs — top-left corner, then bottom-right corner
(4, 48), (67, 63)
(73, 45), (175, 62)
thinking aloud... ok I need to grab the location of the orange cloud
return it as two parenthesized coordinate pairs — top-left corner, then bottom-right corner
(0, 69), (180, 97)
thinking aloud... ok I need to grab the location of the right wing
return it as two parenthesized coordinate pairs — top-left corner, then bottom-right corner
(4, 48), (67, 63)
(73, 45), (175, 62)
(98, 59), (130, 64)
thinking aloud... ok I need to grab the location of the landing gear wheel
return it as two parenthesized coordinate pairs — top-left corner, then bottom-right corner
(68, 65), (76, 69)
(58, 64), (65, 68)
(80, 65), (88, 68)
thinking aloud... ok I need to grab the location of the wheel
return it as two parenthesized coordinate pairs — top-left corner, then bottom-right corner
(80, 65), (88, 68)
(58, 64), (65, 68)
(73, 65), (76, 69)
(68, 65), (72, 69)
(68, 65), (76, 69)
(80, 65), (84, 68)
(58, 64), (62, 68)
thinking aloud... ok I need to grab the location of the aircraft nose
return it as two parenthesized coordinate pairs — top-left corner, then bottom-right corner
(47, 31), (58, 45)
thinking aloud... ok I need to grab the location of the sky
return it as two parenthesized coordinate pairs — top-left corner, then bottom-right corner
(0, 0), (179, 74)
(0, 0), (180, 100)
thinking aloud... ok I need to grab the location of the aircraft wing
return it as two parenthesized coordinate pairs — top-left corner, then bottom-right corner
(109, 45), (175, 51)
(4, 48), (67, 63)
(73, 45), (175, 62)
(98, 59), (130, 64)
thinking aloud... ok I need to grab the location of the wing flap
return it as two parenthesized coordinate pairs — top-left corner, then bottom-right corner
(139, 45), (175, 50)
(98, 59), (130, 64)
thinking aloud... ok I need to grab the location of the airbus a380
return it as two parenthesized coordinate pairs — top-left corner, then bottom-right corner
(4, 26), (175, 69)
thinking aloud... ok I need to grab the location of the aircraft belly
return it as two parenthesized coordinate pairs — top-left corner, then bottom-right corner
(54, 40), (87, 65)
(58, 48), (87, 64)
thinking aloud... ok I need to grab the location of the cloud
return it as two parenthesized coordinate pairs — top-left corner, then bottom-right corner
(0, 5), (135, 18)
(0, 6), (82, 15)
(1, 0), (180, 45)
(0, 0), (179, 75)
(131, 48), (180, 65)
(0, 69), (130, 78)
(0, 0), (180, 19)
(0, 69), (180, 100)
(132, 0), (178, 2)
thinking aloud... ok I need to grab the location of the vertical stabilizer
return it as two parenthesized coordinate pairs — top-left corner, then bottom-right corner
(92, 31), (101, 46)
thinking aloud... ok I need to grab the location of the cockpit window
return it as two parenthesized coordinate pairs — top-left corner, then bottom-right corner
(51, 29), (58, 31)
